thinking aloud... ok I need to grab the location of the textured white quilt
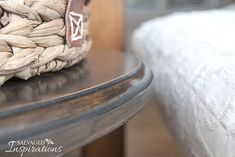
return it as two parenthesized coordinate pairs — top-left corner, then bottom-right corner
(132, 10), (235, 157)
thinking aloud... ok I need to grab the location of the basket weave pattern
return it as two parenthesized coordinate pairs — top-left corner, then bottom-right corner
(0, 0), (91, 86)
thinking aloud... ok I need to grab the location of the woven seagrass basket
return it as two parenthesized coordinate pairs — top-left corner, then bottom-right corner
(0, 0), (92, 86)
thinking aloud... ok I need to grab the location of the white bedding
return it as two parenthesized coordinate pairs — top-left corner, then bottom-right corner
(132, 10), (235, 157)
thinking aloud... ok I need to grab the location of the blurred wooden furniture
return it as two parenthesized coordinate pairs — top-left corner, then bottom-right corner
(0, 51), (152, 157)
(89, 0), (125, 51)
(84, 1), (126, 156)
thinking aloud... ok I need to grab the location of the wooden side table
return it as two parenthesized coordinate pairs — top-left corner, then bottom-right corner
(0, 51), (153, 157)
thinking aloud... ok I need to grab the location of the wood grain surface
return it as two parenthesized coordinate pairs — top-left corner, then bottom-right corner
(0, 51), (152, 157)
(85, 1), (126, 156)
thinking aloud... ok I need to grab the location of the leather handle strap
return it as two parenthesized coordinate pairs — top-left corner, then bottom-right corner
(66, 0), (91, 47)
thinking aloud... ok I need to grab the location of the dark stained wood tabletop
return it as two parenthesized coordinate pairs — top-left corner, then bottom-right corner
(0, 51), (153, 157)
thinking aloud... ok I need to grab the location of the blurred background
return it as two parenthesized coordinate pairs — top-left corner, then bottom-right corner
(125, 0), (235, 157)
(87, 1), (235, 157)
(125, 0), (234, 51)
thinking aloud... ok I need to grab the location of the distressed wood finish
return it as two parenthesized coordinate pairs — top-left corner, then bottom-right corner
(86, 1), (125, 155)
(0, 51), (152, 156)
